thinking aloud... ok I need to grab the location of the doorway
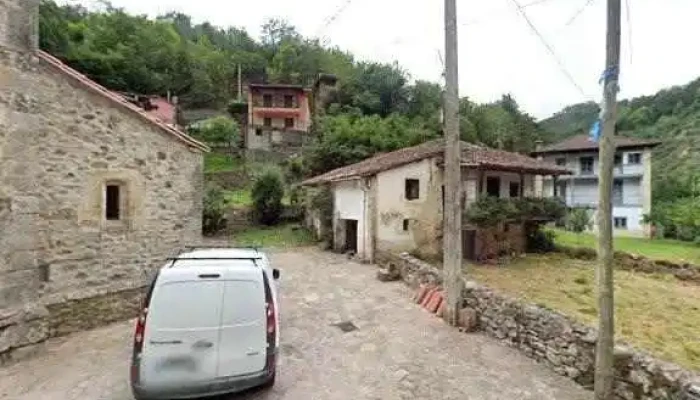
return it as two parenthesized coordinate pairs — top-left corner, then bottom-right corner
(462, 229), (477, 261)
(344, 219), (358, 254)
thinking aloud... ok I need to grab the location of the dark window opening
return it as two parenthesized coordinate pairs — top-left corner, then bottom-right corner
(509, 182), (520, 198)
(486, 177), (501, 197)
(263, 117), (272, 127)
(403, 219), (409, 231)
(614, 217), (627, 229)
(441, 185), (445, 211)
(284, 118), (294, 128)
(263, 94), (272, 107)
(284, 95), (294, 108)
(580, 157), (594, 174)
(405, 179), (420, 200)
(614, 154), (622, 166)
(255, 128), (262, 136)
(105, 184), (121, 220)
(628, 153), (641, 164)
(555, 158), (566, 166)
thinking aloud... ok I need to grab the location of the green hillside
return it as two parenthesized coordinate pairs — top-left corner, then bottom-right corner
(540, 78), (700, 240)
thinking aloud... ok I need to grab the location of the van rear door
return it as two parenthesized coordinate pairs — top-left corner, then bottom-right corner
(216, 266), (267, 378)
(140, 268), (225, 389)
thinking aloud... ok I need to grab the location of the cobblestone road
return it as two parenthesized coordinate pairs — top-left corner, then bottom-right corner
(0, 248), (591, 400)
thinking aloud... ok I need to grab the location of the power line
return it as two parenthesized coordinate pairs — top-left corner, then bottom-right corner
(564, 0), (596, 27)
(315, 0), (354, 39)
(460, 0), (558, 26)
(508, 0), (589, 99)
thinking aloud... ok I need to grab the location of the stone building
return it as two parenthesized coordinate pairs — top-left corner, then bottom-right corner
(0, 0), (208, 361)
(302, 140), (570, 263)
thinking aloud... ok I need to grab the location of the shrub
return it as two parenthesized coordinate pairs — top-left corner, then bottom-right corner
(465, 196), (566, 227)
(251, 169), (285, 225)
(203, 185), (228, 236)
(566, 207), (593, 234)
(190, 116), (240, 145)
(526, 224), (556, 253)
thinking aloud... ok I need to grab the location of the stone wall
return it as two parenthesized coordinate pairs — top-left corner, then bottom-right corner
(382, 252), (700, 400)
(557, 245), (700, 284)
(0, 47), (203, 359)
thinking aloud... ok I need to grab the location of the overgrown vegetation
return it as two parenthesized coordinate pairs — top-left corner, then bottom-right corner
(232, 223), (314, 248)
(251, 169), (285, 225)
(464, 196), (566, 227)
(188, 116), (240, 145)
(202, 185), (227, 236)
(565, 208), (594, 241)
(471, 254), (700, 370)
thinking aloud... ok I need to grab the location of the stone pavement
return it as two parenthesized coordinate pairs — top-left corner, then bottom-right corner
(0, 248), (591, 400)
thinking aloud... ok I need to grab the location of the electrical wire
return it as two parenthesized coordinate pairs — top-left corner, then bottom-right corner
(564, 0), (596, 27)
(508, 0), (590, 99)
(315, 0), (354, 39)
(461, 0), (559, 26)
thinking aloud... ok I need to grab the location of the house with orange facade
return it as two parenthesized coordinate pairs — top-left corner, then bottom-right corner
(244, 84), (312, 153)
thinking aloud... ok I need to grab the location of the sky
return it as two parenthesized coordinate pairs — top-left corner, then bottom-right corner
(60, 0), (700, 119)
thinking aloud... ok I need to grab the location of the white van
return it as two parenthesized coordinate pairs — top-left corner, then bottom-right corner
(129, 248), (280, 400)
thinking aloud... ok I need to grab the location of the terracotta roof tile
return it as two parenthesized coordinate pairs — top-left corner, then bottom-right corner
(533, 134), (661, 154)
(36, 51), (209, 152)
(302, 139), (570, 186)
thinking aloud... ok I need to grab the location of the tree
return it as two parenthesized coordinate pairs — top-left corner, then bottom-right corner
(190, 116), (240, 145)
(251, 170), (285, 226)
(566, 208), (593, 245)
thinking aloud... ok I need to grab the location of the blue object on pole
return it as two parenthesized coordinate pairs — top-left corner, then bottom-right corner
(599, 66), (619, 84)
(589, 120), (601, 143)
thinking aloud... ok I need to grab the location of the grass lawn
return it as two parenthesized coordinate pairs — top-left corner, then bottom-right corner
(470, 253), (700, 370)
(232, 223), (314, 248)
(204, 153), (244, 173)
(549, 228), (700, 265)
(223, 188), (291, 208)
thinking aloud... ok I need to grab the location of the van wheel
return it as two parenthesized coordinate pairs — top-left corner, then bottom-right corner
(261, 372), (276, 389)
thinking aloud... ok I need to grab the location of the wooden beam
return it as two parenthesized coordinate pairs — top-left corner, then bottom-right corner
(519, 173), (525, 197)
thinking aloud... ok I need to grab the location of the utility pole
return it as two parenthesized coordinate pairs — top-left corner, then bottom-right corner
(443, 0), (463, 326)
(595, 1), (621, 399)
(237, 64), (243, 101)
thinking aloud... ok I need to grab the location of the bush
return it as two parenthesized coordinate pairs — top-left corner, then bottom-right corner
(526, 224), (556, 253)
(251, 169), (285, 225)
(203, 185), (228, 236)
(465, 196), (567, 227)
(566, 207), (593, 234)
(190, 116), (240, 145)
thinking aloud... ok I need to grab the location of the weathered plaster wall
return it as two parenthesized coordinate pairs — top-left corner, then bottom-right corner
(375, 159), (442, 257)
(0, 48), (203, 359)
(332, 179), (370, 260)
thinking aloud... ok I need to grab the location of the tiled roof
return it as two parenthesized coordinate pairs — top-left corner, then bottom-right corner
(36, 51), (209, 152)
(532, 134), (661, 154)
(249, 83), (308, 91)
(302, 139), (570, 186)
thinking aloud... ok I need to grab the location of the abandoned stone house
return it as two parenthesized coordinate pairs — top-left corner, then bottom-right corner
(302, 140), (570, 263)
(0, 0), (208, 361)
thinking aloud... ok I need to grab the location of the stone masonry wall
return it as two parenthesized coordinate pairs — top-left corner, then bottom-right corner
(0, 48), (203, 360)
(381, 251), (700, 400)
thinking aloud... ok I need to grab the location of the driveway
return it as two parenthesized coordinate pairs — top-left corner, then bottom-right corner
(0, 248), (591, 400)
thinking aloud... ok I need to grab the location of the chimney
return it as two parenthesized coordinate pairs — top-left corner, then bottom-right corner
(0, 0), (40, 52)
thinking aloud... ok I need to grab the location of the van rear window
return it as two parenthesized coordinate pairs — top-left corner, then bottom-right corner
(148, 281), (223, 329)
(221, 280), (265, 326)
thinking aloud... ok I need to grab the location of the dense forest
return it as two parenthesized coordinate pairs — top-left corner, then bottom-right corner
(38, 0), (548, 173)
(541, 78), (700, 240)
(38, 1), (700, 239)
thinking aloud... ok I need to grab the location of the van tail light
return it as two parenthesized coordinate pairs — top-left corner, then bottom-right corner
(263, 273), (277, 375)
(133, 308), (148, 354)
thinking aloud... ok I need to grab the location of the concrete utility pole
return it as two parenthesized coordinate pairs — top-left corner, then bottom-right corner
(443, 0), (463, 326)
(595, 1), (621, 399)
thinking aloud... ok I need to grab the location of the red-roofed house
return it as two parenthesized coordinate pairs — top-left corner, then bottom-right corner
(302, 139), (570, 263)
(0, 0), (208, 360)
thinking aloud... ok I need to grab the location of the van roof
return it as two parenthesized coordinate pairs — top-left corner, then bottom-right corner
(178, 248), (263, 260)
